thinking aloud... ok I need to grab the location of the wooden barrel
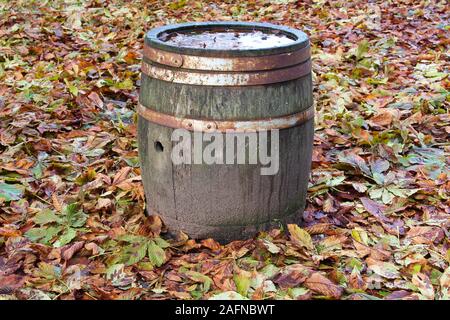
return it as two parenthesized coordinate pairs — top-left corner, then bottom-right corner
(138, 22), (313, 242)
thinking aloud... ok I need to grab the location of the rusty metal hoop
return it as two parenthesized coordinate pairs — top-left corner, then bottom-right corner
(143, 44), (311, 71)
(141, 59), (311, 86)
(137, 103), (314, 133)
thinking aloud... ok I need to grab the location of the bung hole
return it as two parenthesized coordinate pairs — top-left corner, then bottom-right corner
(154, 141), (164, 152)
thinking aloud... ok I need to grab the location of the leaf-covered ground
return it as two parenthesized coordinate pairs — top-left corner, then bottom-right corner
(0, 0), (449, 300)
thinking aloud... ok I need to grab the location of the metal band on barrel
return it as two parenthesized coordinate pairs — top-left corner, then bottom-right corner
(137, 103), (314, 133)
(143, 45), (311, 71)
(141, 59), (311, 86)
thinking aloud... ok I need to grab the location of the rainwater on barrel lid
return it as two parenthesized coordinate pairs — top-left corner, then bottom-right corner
(158, 28), (296, 50)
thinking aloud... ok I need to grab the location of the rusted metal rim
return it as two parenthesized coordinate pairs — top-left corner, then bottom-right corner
(145, 22), (309, 58)
(137, 103), (314, 133)
(141, 59), (311, 86)
(143, 44), (310, 71)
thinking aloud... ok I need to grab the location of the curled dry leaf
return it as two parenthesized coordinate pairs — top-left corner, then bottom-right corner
(273, 264), (311, 289)
(147, 215), (163, 236)
(112, 167), (132, 186)
(61, 241), (85, 261)
(51, 193), (62, 212)
(304, 223), (333, 235)
(369, 110), (393, 127)
(201, 238), (222, 251)
(85, 242), (102, 255)
(304, 272), (343, 299)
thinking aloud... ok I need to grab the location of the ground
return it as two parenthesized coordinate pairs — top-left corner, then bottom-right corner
(0, 0), (449, 300)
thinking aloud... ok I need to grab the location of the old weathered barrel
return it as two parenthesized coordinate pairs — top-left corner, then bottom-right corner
(138, 22), (313, 242)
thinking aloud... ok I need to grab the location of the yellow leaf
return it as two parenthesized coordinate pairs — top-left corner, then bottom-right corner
(288, 224), (314, 251)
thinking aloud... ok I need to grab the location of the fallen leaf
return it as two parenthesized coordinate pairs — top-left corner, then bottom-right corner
(288, 224), (314, 251)
(201, 238), (221, 251)
(412, 273), (434, 300)
(273, 264), (311, 289)
(366, 258), (400, 279)
(112, 167), (132, 186)
(406, 226), (443, 245)
(304, 272), (343, 299)
(96, 198), (112, 210)
(61, 241), (85, 261)
(361, 197), (389, 222)
(369, 110), (393, 126)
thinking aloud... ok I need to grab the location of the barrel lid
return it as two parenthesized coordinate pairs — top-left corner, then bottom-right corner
(145, 22), (309, 57)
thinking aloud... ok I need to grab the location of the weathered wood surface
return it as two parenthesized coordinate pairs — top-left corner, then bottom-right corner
(139, 73), (313, 119)
(138, 73), (313, 242)
(138, 123), (313, 242)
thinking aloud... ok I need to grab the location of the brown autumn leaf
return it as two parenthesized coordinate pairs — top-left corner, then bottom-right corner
(304, 272), (343, 299)
(406, 226), (443, 245)
(304, 223), (333, 235)
(201, 238), (222, 251)
(0, 227), (21, 238)
(353, 240), (391, 261)
(116, 176), (142, 191)
(273, 264), (311, 289)
(0, 162), (30, 175)
(0, 129), (16, 145)
(112, 167), (132, 186)
(87, 91), (104, 109)
(84, 242), (101, 255)
(348, 270), (366, 290)
(412, 273), (435, 300)
(96, 198), (112, 210)
(147, 215), (163, 236)
(61, 241), (85, 261)
(319, 234), (347, 250)
(369, 110), (393, 127)
(0, 274), (25, 293)
(323, 196), (338, 213)
(51, 193), (62, 212)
